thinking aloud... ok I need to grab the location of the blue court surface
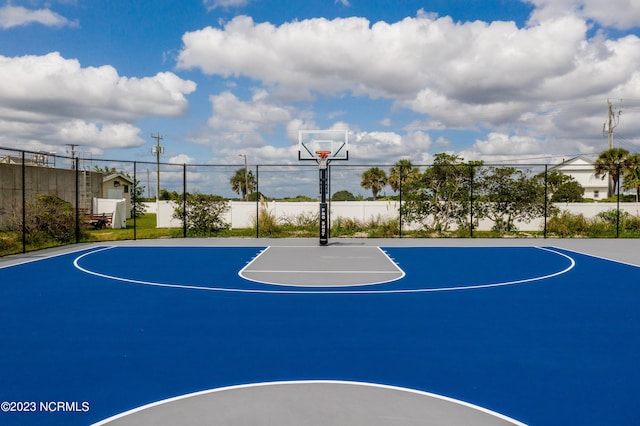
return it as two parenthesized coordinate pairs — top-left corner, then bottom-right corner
(1, 241), (639, 425)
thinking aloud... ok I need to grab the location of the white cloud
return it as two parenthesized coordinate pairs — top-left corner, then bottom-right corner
(526, 0), (640, 30)
(472, 132), (543, 156)
(0, 52), (196, 150)
(168, 153), (196, 164)
(176, 11), (640, 162)
(176, 13), (637, 122)
(207, 90), (292, 147)
(55, 121), (144, 148)
(0, 52), (196, 122)
(0, 119), (144, 154)
(351, 130), (432, 163)
(177, 14), (590, 104)
(457, 131), (607, 164)
(203, 0), (249, 11)
(0, 5), (78, 29)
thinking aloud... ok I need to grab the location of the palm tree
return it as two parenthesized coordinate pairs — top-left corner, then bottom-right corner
(622, 153), (640, 202)
(230, 168), (256, 200)
(388, 159), (420, 193)
(360, 167), (387, 200)
(594, 148), (629, 197)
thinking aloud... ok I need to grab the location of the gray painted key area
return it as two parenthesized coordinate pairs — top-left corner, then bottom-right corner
(239, 245), (404, 286)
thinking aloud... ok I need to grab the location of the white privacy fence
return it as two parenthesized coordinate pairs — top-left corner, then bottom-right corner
(147, 201), (640, 232)
(148, 201), (402, 229)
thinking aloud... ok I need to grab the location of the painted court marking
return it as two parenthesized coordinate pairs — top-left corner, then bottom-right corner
(238, 246), (405, 286)
(73, 245), (575, 294)
(91, 381), (527, 426)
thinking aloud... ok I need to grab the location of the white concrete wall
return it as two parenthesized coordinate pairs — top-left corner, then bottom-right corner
(149, 200), (640, 231)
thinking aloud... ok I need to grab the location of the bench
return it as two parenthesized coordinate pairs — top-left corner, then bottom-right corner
(78, 209), (113, 230)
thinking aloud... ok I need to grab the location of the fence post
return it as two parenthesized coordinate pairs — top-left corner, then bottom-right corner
(616, 164), (620, 238)
(75, 156), (80, 244)
(21, 151), (26, 253)
(544, 165), (548, 239)
(183, 163), (187, 238)
(399, 165), (403, 238)
(255, 165), (259, 238)
(469, 164), (474, 238)
(133, 161), (137, 240)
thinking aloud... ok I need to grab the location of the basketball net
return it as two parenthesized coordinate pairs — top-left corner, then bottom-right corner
(316, 150), (331, 170)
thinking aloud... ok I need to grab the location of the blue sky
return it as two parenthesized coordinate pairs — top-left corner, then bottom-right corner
(1, 0), (640, 180)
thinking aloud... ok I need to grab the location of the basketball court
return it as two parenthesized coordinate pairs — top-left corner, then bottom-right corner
(3, 131), (640, 425)
(1, 237), (640, 426)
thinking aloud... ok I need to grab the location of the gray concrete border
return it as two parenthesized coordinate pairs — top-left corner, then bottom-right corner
(4, 237), (637, 268)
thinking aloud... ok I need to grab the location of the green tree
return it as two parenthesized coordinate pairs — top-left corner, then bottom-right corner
(622, 153), (640, 202)
(551, 180), (585, 202)
(173, 193), (230, 236)
(594, 148), (630, 197)
(159, 189), (180, 200)
(230, 168), (256, 201)
(477, 167), (545, 232)
(402, 153), (472, 232)
(130, 180), (147, 218)
(332, 190), (356, 201)
(545, 171), (584, 202)
(93, 165), (118, 174)
(388, 159), (420, 193)
(360, 167), (387, 200)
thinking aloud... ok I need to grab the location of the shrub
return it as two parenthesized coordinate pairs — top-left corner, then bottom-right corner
(332, 190), (356, 201)
(0, 232), (18, 255)
(279, 212), (318, 228)
(596, 209), (629, 225)
(331, 217), (364, 236)
(24, 194), (80, 243)
(365, 215), (399, 237)
(625, 215), (640, 232)
(256, 206), (280, 236)
(546, 210), (590, 237)
(173, 194), (230, 237)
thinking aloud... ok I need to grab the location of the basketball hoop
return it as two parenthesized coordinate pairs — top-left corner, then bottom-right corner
(316, 150), (331, 169)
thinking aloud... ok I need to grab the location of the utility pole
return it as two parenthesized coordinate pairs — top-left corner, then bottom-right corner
(66, 144), (79, 169)
(603, 100), (623, 197)
(151, 133), (164, 201)
(603, 99), (622, 150)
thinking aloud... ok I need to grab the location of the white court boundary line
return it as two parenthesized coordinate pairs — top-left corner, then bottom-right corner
(0, 245), (104, 269)
(548, 245), (640, 269)
(73, 246), (574, 294)
(237, 246), (406, 287)
(91, 380), (527, 426)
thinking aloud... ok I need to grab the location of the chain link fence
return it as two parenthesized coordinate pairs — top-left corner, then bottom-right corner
(2, 146), (638, 256)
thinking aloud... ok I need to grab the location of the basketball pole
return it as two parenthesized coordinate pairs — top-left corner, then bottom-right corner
(318, 154), (329, 246)
(299, 130), (348, 246)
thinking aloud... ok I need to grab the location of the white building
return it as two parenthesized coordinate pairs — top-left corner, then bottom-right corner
(549, 156), (609, 200)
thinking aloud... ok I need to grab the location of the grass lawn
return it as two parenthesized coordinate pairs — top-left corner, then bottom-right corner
(85, 213), (183, 242)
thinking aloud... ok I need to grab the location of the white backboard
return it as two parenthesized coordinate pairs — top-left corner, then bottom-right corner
(298, 130), (349, 161)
